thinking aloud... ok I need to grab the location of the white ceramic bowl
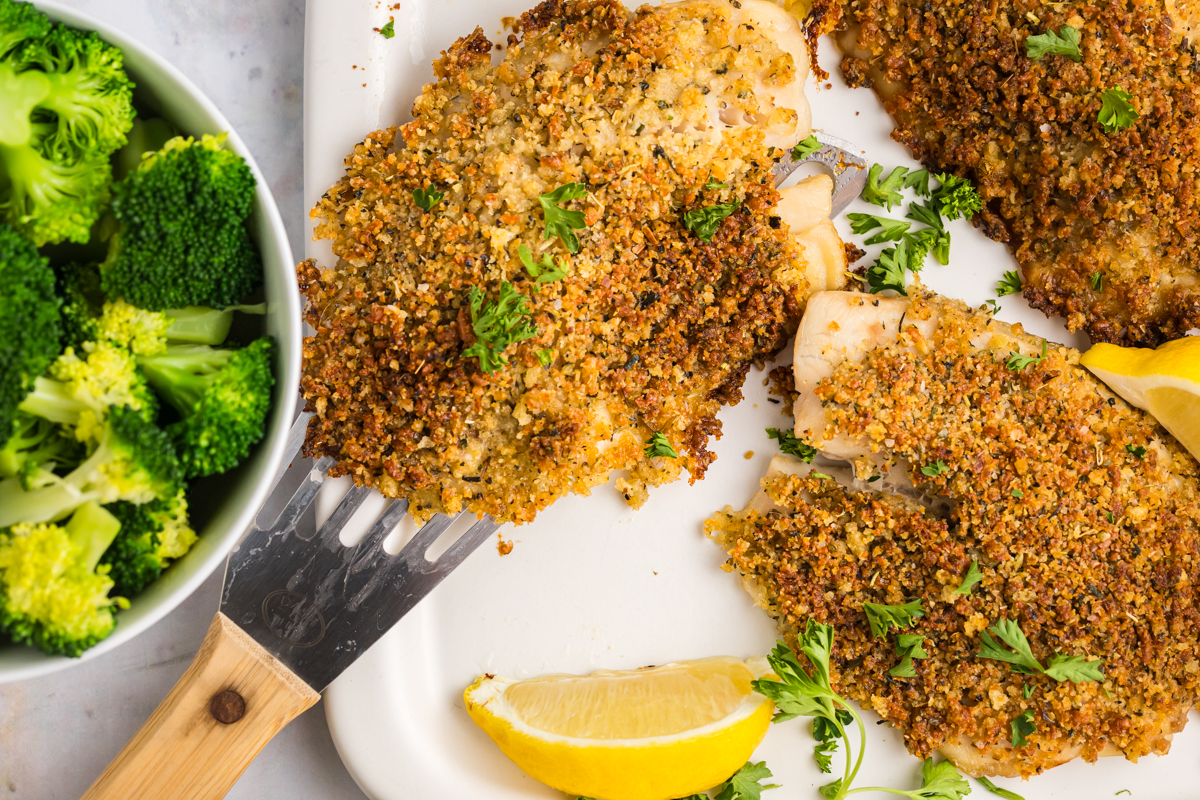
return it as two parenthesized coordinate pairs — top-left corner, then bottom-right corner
(0, 1), (302, 683)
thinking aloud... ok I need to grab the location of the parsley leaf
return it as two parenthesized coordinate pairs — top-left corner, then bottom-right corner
(920, 460), (949, 477)
(996, 270), (1023, 296)
(904, 169), (931, 197)
(862, 164), (909, 210)
(913, 758), (972, 800)
(980, 618), (1104, 682)
(753, 630), (841, 724)
(888, 633), (929, 678)
(645, 431), (679, 459)
(1099, 87), (1138, 132)
(1090, 271), (1104, 291)
(814, 740), (839, 773)
(1006, 339), (1047, 371)
(848, 213), (911, 244)
(984, 298), (1001, 315)
(767, 428), (817, 463)
(906, 200), (943, 230)
(683, 200), (740, 242)
(713, 761), (779, 800)
(819, 779), (844, 800)
(791, 134), (822, 160)
(863, 599), (926, 638)
(954, 560), (982, 595)
(536, 348), (554, 366)
(1011, 710), (1036, 747)
(1043, 653), (1106, 683)
(539, 183), (589, 252)
(517, 244), (569, 291)
(379, 19), (396, 39)
(867, 237), (913, 295)
(1023, 684), (1034, 700)
(1126, 443), (1147, 460)
(811, 471), (832, 480)
(932, 174), (982, 221)
(412, 185), (444, 212)
(978, 776), (1025, 800)
(461, 283), (538, 373)
(1024, 26), (1081, 61)
(1011, 488), (1024, 498)
(704, 177), (729, 190)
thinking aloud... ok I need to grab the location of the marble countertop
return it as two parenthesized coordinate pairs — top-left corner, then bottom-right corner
(0, 2), (369, 798)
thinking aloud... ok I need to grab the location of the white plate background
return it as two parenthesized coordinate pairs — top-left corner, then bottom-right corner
(304, 2), (1200, 797)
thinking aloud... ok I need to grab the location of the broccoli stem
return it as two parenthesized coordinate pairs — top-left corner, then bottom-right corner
(163, 303), (265, 345)
(17, 376), (88, 426)
(139, 346), (235, 415)
(65, 501), (121, 573)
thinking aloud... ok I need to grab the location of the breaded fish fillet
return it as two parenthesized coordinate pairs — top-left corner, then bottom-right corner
(708, 290), (1200, 778)
(300, 0), (845, 524)
(833, 0), (1200, 346)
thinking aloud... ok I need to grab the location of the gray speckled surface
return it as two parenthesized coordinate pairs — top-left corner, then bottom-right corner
(0, 2), (369, 798)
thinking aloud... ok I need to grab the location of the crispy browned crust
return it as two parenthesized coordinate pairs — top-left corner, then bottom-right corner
(301, 0), (815, 523)
(708, 295), (1200, 777)
(835, 0), (1200, 346)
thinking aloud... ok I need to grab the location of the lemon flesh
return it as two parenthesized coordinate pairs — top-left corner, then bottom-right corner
(464, 656), (774, 800)
(1080, 338), (1200, 460)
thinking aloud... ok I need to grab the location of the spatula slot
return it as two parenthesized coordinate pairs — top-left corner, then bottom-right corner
(381, 512), (422, 555)
(423, 513), (480, 563)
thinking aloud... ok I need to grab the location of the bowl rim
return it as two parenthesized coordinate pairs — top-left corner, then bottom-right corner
(0, 0), (302, 683)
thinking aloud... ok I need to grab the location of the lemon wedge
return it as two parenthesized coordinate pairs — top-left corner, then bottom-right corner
(1080, 337), (1200, 459)
(464, 656), (774, 800)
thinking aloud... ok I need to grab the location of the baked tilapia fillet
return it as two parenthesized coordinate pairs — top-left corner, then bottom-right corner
(301, 0), (847, 524)
(708, 290), (1200, 778)
(834, 0), (1200, 346)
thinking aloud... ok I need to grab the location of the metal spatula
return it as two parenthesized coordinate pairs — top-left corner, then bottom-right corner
(79, 137), (866, 800)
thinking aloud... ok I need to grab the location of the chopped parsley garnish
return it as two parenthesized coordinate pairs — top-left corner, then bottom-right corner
(379, 19), (396, 39)
(954, 560), (982, 595)
(920, 460), (949, 477)
(887, 633), (929, 678)
(867, 475), (882, 483)
(904, 169), (931, 197)
(791, 134), (822, 161)
(810, 471), (832, 480)
(862, 164), (909, 210)
(847, 213), (911, 244)
(1126, 443), (1147, 460)
(753, 627), (969, 800)
(812, 711), (853, 773)
(1106, 510), (1116, 523)
(984, 298), (1001, 315)
(867, 237), (913, 295)
(683, 200), (740, 242)
(712, 761), (779, 800)
(517, 244), (569, 291)
(996, 270), (1023, 296)
(932, 174), (982, 221)
(1012, 487), (1024, 498)
(539, 183), (589, 253)
(536, 348), (554, 366)
(767, 428), (817, 462)
(1006, 339), (1047, 371)
(1024, 26), (1081, 61)
(1090, 271), (1104, 291)
(863, 599), (926, 638)
(1011, 710), (1036, 747)
(979, 618), (1104, 682)
(704, 177), (729, 190)
(1099, 87), (1138, 132)
(978, 776), (1025, 800)
(1023, 683), (1034, 700)
(461, 283), (538, 374)
(412, 185), (444, 212)
(645, 431), (679, 459)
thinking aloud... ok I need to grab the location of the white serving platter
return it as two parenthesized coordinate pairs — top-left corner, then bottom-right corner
(304, 2), (1200, 797)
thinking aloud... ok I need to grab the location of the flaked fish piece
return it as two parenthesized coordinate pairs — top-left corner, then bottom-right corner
(709, 289), (1200, 778)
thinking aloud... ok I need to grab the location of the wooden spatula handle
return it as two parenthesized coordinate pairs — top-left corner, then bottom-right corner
(81, 612), (320, 800)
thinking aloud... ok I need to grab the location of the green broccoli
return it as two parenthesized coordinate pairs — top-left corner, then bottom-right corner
(0, 223), (62, 449)
(0, 501), (128, 656)
(57, 260), (105, 350)
(139, 337), (274, 478)
(159, 303), (266, 345)
(18, 339), (157, 446)
(0, 3), (134, 244)
(101, 488), (196, 596)
(0, 411), (82, 489)
(101, 134), (261, 309)
(0, 404), (181, 528)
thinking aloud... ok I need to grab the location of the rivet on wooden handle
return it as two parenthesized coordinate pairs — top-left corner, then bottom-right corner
(210, 690), (247, 724)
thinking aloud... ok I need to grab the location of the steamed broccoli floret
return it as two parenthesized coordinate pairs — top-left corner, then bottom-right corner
(0, 411), (82, 489)
(92, 299), (171, 355)
(0, 223), (61, 449)
(0, 501), (127, 657)
(19, 339), (156, 446)
(0, 404), (181, 527)
(101, 488), (196, 596)
(101, 134), (261, 309)
(0, 6), (134, 244)
(139, 337), (274, 478)
(0, 0), (50, 59)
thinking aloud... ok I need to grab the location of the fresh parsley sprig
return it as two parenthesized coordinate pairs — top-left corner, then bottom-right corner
(539, 183), (589, 253)
(1126, 444), (1147, 460)
(704, 177), (729, 190)
(713, 761), (780, 800)
(461, 283), (539, 374)
(413, 185), (444, 212)
(1011, 709), (1036, 747)
(767, 428), (817, 463)
(848, 213), (911, 245)
(867, 237), (913, 295)
(645, 431), (679, 459)
(1005, 339), (1047, 371)
(920, 460), (949, 477)
(904, 169), (931, 197)
(931, 174), (982, 221)
(1098, 87), (1138, 132)
(1025, 26), (1081, 61)
(517, 244), (569, 292)
(977, 776), (1025, 800)
(862, 165), (909, 210)
(888, 633), (929, 678)
(683, 200), (740, 242)
(979, 618), (1104, 682)
(791, 134), (822, 161)
(954, 560), (982, 595)
(863, 599), (926, 638)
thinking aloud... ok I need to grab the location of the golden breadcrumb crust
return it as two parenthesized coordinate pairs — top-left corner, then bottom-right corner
(836, 0), (1200, 346)
(301, 0), (818, 523)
